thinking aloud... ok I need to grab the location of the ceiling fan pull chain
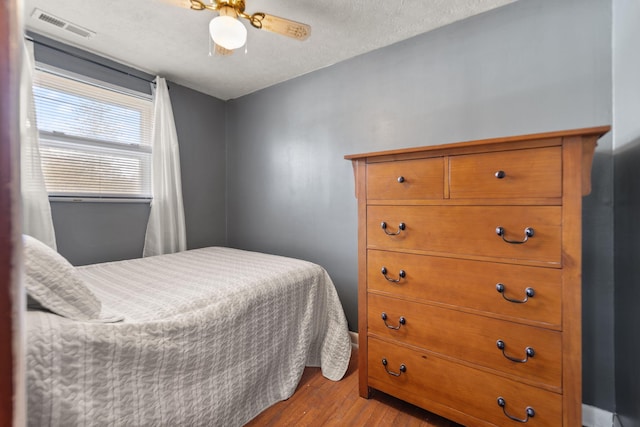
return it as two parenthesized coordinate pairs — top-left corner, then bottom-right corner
(250, 13), (265, 29)
(189, 0), (209, 11)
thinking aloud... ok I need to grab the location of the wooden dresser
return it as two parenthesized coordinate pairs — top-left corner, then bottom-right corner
(345, 126), (610, 426)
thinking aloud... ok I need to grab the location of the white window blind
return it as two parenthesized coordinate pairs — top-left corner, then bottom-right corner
(32, 68), (153, 199)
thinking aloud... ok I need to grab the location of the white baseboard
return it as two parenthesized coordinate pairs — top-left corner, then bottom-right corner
(349, 331), (358, 349)
(583, 404), (615, 427)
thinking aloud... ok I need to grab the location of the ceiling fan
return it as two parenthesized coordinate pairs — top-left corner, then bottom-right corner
(167, 0), (311, 55)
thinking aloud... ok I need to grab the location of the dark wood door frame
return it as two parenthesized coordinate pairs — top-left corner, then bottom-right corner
(1, 0), (22, 425)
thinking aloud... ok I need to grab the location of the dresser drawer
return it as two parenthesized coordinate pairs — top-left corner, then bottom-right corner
(449, 146), (562, 199)
(367, 205), (561, 265)
(368, 294), (562, 388)
(368, 337), (562, 427)
(367, 250), (561, 328)
(367, 157), (444, 200)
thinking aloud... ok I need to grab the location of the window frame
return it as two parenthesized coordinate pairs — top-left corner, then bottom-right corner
(33, 63), (154, 203)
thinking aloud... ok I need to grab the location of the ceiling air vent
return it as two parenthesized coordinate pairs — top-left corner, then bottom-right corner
(31, 8), (96, 39)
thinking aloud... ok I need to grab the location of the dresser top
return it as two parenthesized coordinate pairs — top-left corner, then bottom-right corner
(344, 126), (610, 161)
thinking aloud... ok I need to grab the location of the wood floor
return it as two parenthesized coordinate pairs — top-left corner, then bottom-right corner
(245, 347), (463, 427)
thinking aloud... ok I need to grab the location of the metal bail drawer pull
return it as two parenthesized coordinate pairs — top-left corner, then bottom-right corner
(381, 312), (406, 330)
(496, 283), (535, 303)
(497, 397), (535, 423)
(496, 340), (535, 363)
(381, 358), (406, 377)
(495, 226), (534, 244)
(381, 222), (406, 235)
(381, 267), (406, 283)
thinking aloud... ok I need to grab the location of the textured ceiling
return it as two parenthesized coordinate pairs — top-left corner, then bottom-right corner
(23, 0), (514, 100)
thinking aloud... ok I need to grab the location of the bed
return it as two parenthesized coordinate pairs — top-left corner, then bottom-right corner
(24, 236), (352, 426)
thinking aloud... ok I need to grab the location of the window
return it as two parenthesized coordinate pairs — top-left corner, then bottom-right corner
(32, 67), (153, 200)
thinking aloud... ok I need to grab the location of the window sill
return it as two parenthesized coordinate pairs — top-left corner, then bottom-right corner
(48, 196), (151, 204)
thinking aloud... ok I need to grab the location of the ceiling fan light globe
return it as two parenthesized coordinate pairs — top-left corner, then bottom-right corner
(209, 16), (247, 50)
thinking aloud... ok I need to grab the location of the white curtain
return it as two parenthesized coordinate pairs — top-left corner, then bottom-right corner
(20, 39), (57, 250)
(143, 77), (187, 257)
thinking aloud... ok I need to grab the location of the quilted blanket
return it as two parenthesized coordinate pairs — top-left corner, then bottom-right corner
(26, 247), (352, 426)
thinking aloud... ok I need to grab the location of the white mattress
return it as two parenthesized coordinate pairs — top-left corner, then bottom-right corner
(26, 247), (352, 426)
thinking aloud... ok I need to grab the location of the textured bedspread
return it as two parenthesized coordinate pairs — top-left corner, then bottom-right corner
(26, 247), (352, 426)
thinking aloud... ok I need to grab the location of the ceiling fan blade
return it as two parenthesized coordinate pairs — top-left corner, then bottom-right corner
(250, 13), (311, 41)
(157, 0), (193, 9)
(158, 0), (216, 11)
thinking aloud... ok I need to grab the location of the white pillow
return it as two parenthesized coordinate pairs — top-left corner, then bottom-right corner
(23, 234), (102, 321)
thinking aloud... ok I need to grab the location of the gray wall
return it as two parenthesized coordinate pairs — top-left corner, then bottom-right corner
(226, 0), (614, 411)
(30, 32), (153, 95)
(170, 82), (227, 251)
(613, 0), (640, 425)
(51, 201), (150, 266)
(34, 39), (228, 265)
